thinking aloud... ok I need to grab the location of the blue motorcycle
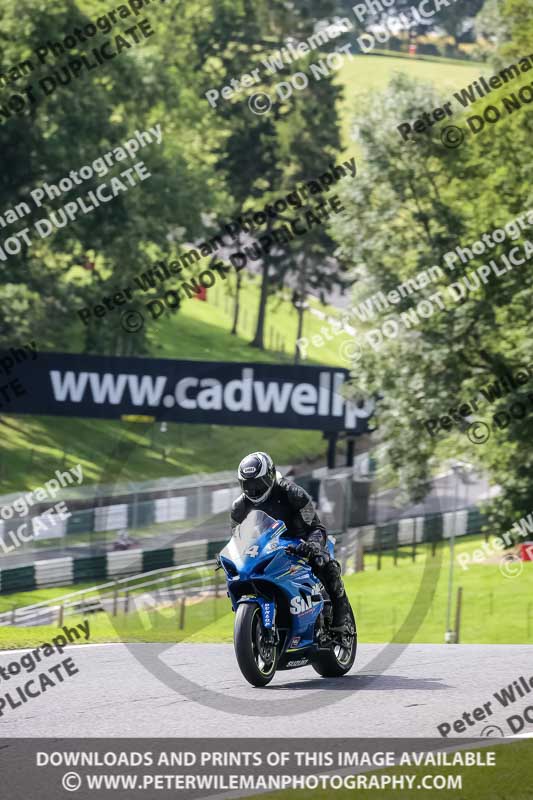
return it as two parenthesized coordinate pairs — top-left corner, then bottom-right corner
(218, 510), (357, 686)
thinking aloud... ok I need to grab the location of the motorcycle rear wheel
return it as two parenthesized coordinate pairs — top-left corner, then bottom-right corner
(234, 603), (278, 687)
(312, 607), (357, 677)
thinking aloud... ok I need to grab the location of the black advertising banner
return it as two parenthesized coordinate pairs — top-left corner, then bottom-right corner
(1, 350), (374, 433)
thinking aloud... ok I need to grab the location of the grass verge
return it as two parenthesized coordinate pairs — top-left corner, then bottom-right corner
(0, 534), (531, 650)
(240, 741), (532, 800)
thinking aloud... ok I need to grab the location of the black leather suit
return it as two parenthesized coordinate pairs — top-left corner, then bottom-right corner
(230, 477), (346, 602)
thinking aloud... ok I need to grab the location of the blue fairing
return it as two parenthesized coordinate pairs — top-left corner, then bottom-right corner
(238, 596), (276, 629)
(219, 511), (333, 656)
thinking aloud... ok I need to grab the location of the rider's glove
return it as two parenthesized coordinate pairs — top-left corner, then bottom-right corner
(287, 540), (322, 560)
(305, 541), (323, 559)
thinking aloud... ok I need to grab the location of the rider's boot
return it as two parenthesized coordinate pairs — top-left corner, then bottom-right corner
(331, 590), (351, 631)
(319, 558), (351, 631)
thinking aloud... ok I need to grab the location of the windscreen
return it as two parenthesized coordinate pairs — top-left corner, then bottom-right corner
(220, 510), (279, 565)
(232, 509), (277, 555)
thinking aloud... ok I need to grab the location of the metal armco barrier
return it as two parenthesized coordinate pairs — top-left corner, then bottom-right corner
(0, 539), (226, 595)
(0, 504), (489, 596)
(0, 560), (218, 628)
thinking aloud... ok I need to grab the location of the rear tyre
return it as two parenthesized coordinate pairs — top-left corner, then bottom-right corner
(234, 603), (278, 687)
(312, 606), (357, 677)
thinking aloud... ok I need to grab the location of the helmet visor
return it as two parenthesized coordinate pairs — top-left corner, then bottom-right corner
(240, 475), (272, 501)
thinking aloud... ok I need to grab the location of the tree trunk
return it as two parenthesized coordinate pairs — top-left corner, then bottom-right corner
(294, 302), (305, 364)
(250, 258), (270, 349)
(231, 270), (242, 335)
(294, 256), (307, 364)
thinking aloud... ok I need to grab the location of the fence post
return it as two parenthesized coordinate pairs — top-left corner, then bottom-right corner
(340, 546), (348, 574)
(377, 528), (382, 571)
(393, 530), (398, 566)
(355, 538), (364, 573)
(11, 606), (16, 625)
(196, 485), (204, 520)
(343, 474), (352, 533)
(113, 582), (119, 617)
(58, 604), (64, 627)
(411, 528), (417, 562)
(213, 572), (220, 621)
(179, 596), (186, 630)
(455, 586), (463, 644)
(124, 591), (130, 615)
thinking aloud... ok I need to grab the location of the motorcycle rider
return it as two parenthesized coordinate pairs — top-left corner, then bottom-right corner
(230, 451), (351, 630)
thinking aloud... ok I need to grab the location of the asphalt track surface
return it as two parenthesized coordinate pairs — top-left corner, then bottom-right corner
(1, 643), (532, 739)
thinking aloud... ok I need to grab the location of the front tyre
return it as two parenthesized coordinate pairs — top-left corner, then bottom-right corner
(234, 603), (278, 687)
(312, 606), (357, 677)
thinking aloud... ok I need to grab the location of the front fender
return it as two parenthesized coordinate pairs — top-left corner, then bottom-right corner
(236, 596), (276, 629)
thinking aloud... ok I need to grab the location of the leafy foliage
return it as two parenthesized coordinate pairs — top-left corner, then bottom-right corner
(331, 27), (533, 527)
(0, 0), (217, 354)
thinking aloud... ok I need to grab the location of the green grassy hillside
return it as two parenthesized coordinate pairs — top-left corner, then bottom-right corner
(337, 51), (483, 148)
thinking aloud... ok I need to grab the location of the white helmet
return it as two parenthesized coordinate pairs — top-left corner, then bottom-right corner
(237, 451), (276, 504)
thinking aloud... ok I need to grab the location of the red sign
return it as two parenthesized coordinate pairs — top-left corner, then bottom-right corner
(520, 543), (533, 561)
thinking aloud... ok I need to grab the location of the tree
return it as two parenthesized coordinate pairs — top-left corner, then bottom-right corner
(336, 0), (486, 41)
(195, 0), (347, 351)
(330, 59), (533, 530)
(0, 0), (218, 355)
(431, 0), (485, 44)
(475, 0), (505, 44)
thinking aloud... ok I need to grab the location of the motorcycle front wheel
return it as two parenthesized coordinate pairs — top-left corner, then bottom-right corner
(312, 606), (357, 677)
(234, 603), (278, 687)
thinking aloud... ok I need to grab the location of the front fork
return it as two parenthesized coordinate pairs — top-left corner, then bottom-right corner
(236, 597), (279, 645)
